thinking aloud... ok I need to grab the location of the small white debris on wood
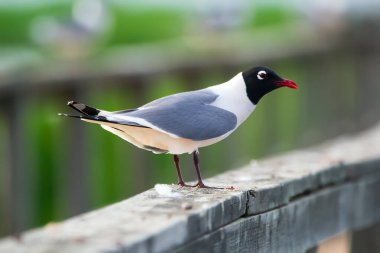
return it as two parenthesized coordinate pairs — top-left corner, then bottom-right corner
(181, 203), (192, 210)
(154, 184), (182, 198)
(235, 175), (252, 182)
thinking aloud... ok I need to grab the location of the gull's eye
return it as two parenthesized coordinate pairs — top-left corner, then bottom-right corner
(257, 70), (267, 80)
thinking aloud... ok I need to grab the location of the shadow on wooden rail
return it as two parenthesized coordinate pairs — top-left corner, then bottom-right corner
(1, 123), (380, 253)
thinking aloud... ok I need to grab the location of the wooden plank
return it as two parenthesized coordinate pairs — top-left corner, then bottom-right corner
(0, 123), (379, 253)
(0, 189), (247, 253)
(175, 178), (380, 253)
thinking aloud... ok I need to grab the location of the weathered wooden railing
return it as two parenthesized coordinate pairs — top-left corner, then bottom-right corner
(1, 123), (379, 253)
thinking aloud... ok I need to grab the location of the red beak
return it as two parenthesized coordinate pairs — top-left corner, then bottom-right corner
(274, 79), (298, 89)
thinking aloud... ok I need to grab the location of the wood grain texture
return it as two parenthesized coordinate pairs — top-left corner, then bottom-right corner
(1, 123), (380, 253)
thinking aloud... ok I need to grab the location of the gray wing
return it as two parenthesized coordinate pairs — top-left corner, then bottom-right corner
(112, 90), (237, 141)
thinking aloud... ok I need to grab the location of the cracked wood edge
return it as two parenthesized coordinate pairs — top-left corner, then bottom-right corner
(174, 176), (380, 253)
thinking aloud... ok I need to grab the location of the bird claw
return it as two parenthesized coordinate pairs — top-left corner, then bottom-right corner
(194, 182), (223, 189)
(195, 183), (208, 188)
(177, 181), (192, 188)
(177, 182), (235, 190)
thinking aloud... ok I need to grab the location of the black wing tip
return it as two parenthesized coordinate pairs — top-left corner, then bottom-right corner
(66, 101), (100, 116)
(67, 101), (82, 107)
(67, 101), (84, 109)
(67, 101), (82, 113)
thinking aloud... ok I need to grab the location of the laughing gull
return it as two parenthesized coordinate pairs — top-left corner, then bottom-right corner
(59, 66), (298, 188)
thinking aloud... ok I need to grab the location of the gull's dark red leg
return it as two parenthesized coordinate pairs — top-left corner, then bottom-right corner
(192, 151), (211, 188)
(173, 155), (190, 187)
(192, 151), (233, 189)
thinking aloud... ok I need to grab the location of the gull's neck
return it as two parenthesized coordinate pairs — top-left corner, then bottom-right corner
(207, 73), (256, 126)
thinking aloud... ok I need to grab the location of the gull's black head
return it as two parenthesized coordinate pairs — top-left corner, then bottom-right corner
(242, 66), (298, 105)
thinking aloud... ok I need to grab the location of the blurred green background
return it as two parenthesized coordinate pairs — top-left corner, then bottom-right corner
(1, 0), (380, 237)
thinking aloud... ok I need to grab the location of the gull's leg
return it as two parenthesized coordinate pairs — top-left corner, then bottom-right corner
(192, 151), (234, 190)
(173, 155), (191, 187)
(192, 151), (211, 188)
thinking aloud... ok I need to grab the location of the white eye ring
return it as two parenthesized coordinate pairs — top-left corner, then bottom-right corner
(257, 70), (267, 80)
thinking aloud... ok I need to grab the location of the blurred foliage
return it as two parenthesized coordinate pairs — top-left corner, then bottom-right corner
(0, 3), (185, 47)
(25, 99), (63, 225)
(0, 2), (298, 48)
(247, 6), (298, 28)
(0, 4), (70, 45)
(109, 8), (184, 45)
